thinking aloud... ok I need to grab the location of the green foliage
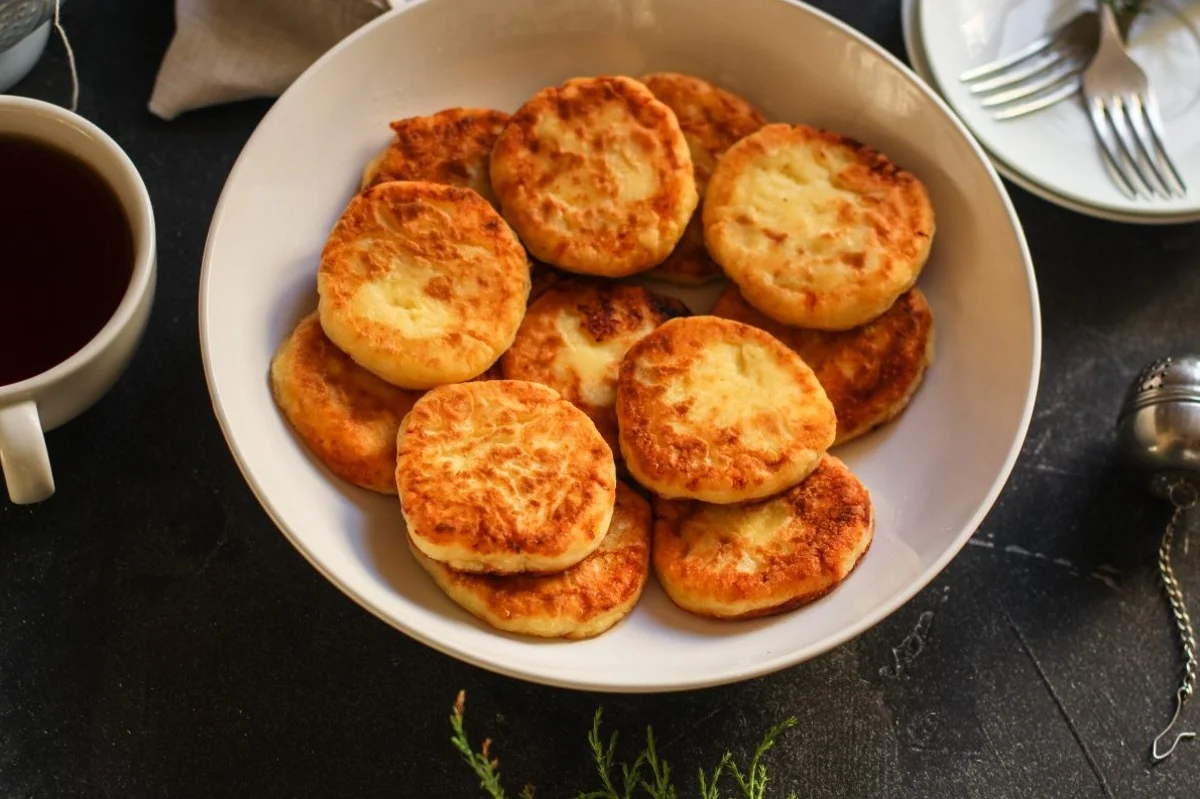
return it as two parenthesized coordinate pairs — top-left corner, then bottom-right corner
(727, 718), (799, 799)
(450, 691), (800, 798)
(450, 691), (510, 799)
(574, 709), (646, 799)
(697, 752), (730, 799)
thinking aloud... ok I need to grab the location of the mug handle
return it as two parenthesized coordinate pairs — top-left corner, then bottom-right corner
(0, 401), (55, 504)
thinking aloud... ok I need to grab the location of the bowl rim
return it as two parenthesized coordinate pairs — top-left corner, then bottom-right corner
(198, 0), (1042, 692)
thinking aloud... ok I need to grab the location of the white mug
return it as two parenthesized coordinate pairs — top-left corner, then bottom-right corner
(0, 96), (156, 504)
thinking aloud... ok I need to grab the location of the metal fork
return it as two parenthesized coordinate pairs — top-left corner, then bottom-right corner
(1082, 4), (1187, 199)
(959, 11), (1099, 121)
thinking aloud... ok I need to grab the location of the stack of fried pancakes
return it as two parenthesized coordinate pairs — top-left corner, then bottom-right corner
(269, 71), (936, 638)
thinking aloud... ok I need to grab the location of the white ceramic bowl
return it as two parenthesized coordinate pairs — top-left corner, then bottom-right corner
(200, 0), (1040, 692)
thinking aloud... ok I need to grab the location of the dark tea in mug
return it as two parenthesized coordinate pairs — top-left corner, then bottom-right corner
(0, 134), (134, 386)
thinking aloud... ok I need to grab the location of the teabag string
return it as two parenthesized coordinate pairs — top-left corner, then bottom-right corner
(1152, 481), (1199, 762)
(52, 0), (79, 112)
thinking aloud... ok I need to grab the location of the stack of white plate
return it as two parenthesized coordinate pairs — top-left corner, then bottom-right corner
(903, 0), (1200, 224)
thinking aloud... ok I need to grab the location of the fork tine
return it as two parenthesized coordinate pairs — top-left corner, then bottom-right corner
(959, 28), (1064, 83)
(967, 48), (1075, 94)
(1124, 94), (1181, 198)
(1140, 92), (1188, 196)
(1105, 95), (1166, 197)
(979, 59), (1086, 108)
(992, 78), (1080, 120)
(1086, 96), (1140, 199)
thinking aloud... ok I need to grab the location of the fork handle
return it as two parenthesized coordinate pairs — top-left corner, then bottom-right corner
(1097, 4), (1125, 52)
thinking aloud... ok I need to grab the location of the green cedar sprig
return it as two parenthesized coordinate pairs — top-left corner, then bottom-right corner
(450, 691), (799, 798)
(450, 690), (537, 799)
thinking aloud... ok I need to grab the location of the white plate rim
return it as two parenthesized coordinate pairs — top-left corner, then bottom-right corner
(902, 0), (1200, 226)
(198, 0), (1043, 692)
(917, 0), (1200, 222)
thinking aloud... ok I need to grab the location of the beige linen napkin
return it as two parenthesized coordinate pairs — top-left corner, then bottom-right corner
(149, 0), (395, 120)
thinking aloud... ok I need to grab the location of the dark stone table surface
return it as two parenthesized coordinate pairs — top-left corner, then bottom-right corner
(4, 1), (1200, 796)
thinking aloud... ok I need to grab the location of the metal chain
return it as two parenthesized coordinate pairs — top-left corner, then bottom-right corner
(1152, 481), (1199, 761)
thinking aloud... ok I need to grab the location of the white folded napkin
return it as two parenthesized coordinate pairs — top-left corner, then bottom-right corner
(149, 0), (395, 120)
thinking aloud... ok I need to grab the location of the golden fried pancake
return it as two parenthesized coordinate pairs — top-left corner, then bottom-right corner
(641, 72), (767, 285)
(501, 280), (690, 454)
(317, 180), (530, 389)
(397, 380), (617, 574)
(270, 313), (421, 494)
(410, 481), (650, 639)
(653, 454), (873, 619)
(641, 73), (768, 185)
(360, 108), (510, 206)
(712, 285), (934, 445)
(704, 123), (935, 330)
(489, 75), (697, 277)
(617, 316), (836, 504)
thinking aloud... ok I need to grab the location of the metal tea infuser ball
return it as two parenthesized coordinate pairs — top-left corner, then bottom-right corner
(0, 0), (76, 109)
(0, 0), (52, 92)
(1116, 355), (1200, 761)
